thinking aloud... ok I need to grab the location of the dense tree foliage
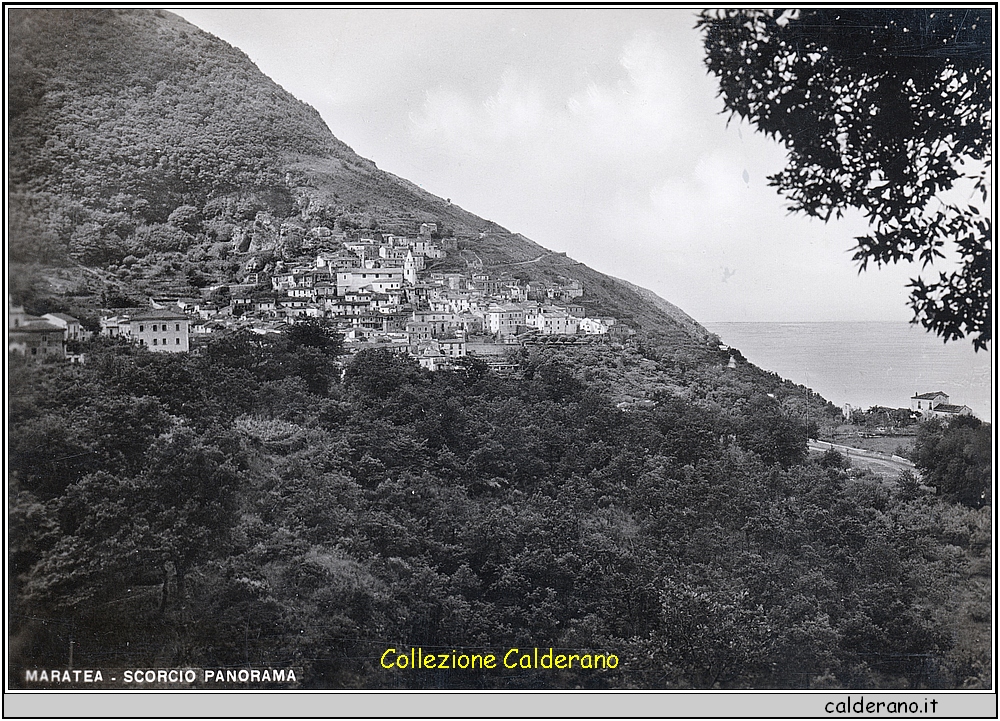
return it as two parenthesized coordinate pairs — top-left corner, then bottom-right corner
(8, 335), (989, 689)
(8, 10), (348, 220)
(5, 9), (507, 270)
(913, 416), (992, 508)
(699, 9), (992, 350)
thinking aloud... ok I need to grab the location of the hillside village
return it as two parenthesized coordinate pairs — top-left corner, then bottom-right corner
(11, 222), (632, 373)
(8, 221), (980, 421)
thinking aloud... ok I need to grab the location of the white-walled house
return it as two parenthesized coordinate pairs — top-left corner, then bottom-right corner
(910, 391), (951, 414)
(42, 313), (83, 342)
(486, 305), (524, 338)
(336, 268), (403, 296)
(910, 391), (976, 419)
(416, 344), (450, 371)
(127, 309), (191, 352)
(579, 317), (616, 335)
(9, 302), (67, 359)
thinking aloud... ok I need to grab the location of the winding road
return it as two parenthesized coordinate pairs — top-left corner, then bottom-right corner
(808, 439), (917, 477)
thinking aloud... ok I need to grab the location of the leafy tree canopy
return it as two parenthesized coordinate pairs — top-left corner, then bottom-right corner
(912, 415), (991, 508)
(284, 317), (343, 353)
(7, 335), (990, 688)
(699, 9), (992, 350)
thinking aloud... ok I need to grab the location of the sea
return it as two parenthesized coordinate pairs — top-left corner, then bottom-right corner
(704, 321), (994, 421)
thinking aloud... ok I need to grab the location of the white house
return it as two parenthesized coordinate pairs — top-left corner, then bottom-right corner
(416, 345), (450, 371)
(9, 302), (67, 359)
(126, 309), (191, 352)
(42, 313), (83, 342)
(486, 305), (524, 338)
(336, 268), (403, 296)
(524, 306), (579, 335)
(910, 391), (950, 414)
(579, 317), (616, 335)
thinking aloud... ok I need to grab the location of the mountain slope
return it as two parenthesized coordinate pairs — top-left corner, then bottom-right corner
(8, 9), (480, 229)
(8, 8), (708, 350)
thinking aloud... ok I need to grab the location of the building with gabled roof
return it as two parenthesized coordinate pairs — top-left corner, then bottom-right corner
(9, 319), (66, 359)
(928, 403), (975, 419)
(9, 299), (69, 359)
(910, 391), (950, 414)
(42, 313), (82, 342)
(416, 343), (450, 371)
(485, 304), (524, 338)
(910, 391), (975, 419)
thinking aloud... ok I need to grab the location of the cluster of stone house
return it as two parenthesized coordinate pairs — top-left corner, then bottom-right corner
(89, 225), (625, 371)
(11, 224), (628, 372)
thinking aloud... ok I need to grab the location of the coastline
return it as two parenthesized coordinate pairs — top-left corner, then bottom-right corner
(705, 321), (993, 420)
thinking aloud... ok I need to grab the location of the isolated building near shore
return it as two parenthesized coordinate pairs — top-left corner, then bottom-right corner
(910, 391), (975, 419)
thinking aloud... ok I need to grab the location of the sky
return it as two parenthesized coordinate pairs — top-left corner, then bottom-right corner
(172, 8), (935, 324)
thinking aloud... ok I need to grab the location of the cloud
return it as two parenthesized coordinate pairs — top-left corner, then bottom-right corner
(400, 22), (929, 323)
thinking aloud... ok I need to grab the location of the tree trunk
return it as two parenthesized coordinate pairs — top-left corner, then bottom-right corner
(158, 565), (170, 614)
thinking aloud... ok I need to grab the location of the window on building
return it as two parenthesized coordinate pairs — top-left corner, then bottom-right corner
(153, 338), (157, 345)
(175, 338), (180, 345)
(139, 325), (144, 332)
(176, 323), (180, 331)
